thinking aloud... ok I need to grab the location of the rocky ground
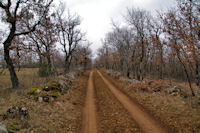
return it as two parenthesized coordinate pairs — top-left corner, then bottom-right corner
(0, 71), (88, 133)
(104, 70), (200, 132)
(1, 69), (200, 133)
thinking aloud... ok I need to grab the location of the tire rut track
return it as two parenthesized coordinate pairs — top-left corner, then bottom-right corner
(93, 71), (141, 132)
(97, 70), (168, 133)
(82, 71), (98, 133)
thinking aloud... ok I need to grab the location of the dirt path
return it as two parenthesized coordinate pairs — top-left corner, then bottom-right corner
(97, 71), (168, 133)
(93, 71), (141, 132)
(82, 71), (98, 133)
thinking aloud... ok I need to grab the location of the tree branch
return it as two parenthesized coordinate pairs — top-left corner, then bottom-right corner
(14, 21), (40, 36)
(14, 0), (53, 36)
(0, 1), (6, 9)
(7, 0), (11, 7)
(14, 0), (21, 18)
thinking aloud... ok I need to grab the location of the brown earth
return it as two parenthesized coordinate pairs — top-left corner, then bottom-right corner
(102, 70), (200, 132)
(0, 71), (88, 132)
(93, 70), (141, 132)
(82, 71), (98, 133)
(97, 70), (168, 133)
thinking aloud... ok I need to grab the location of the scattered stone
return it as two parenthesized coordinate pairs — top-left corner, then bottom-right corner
(43, 96), (49, 102)
(153, 87), (162, 92)
(180, 91), (188, 99)
(165, 85), (188, 98)
(27, 72), (78, 102)
(27, 88), (42, 95)
(38, 97), (43, 102)
(166, 84), (173, 88)
(43, 86), (49, 91)
(67, 72), (78, 79)
(0, 113), (7, 120)
(119, 78), (141, 84)
(58, 80), (68, 91)
(173, 86), (182, 91)
(0, 123), (8, 133)
(35, 89), (41, 94)
(171, 92), (178, 96)
(6, 106), (19, 119)
(5, 106), (29, 119)
(130, 79), (140, 84)
(19, 107), (29, 118)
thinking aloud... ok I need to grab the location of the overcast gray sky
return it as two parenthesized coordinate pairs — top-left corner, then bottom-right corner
(63, 0), (175, 55)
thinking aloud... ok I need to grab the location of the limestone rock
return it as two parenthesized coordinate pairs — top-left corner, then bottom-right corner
(38, 97), (43, 102)
(0, 123), (8, 133)
(43, 96), (49, 102)
(6, 106), (29, 119)
(35, 89), (41, 94)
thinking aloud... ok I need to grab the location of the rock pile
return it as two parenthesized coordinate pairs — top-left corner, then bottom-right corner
(129, 80), (188, 98)
(0, 123), (8, 133)
(27, 72), (78, 102)
(106, 70), (121, 79)
(120, 77), (141, 84)
(166, 85), (188, 98)
(1, 106), (29, 120)
(106, 70), (189, 98)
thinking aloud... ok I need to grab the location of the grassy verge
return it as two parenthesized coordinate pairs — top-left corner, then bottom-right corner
(101, 71), (200, 132)
(93, 71), (141, 132)
(0, 68), (54, 89)
(0, 71), (89, 132)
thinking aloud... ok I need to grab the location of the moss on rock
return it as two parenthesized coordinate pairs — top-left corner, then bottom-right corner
(39, 91), (48, 97)
(27, 87), (43, 95)
(44, 81), (61, 91)
(50, 90), (60, 98)
(8, 124), (22, 131)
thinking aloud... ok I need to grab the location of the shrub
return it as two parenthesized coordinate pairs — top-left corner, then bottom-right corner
(38, 64), (49, 77)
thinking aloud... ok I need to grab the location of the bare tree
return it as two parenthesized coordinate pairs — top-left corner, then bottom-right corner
(28, 13), (57, 76)
(56, 4), (85, 73)
(0, 0), (53, 88)
(73, 42), (92, 71)
(125, 7), (150, 80)
(148, 14), (164, 79)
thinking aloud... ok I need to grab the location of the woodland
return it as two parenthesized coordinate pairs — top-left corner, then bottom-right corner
(0, 0), (200, 132)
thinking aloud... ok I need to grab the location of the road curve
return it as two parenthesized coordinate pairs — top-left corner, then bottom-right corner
(97, 71), (168, 133)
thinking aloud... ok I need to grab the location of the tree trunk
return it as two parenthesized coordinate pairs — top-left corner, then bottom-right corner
(195, 60), (200, 103)
(159, 46), (163, 79)
(3, 22), (19, 88)
(84, 57), (87, 71)
(64, 55), (71, 73)
(139, 43), (145, 81)
(47, 54), (52, 75)
(177, 53), (195, 96)
(4, 46), (19, 88)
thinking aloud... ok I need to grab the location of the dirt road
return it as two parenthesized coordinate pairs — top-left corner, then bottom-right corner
(82, 71), (98, 133)
(97, 71), (168, 133)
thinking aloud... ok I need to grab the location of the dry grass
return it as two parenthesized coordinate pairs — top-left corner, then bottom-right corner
(102, 71), (200, 133)
(0, 69), (89, 132)
(93, 71), (141, 133)
(0, 68), (52, 90)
